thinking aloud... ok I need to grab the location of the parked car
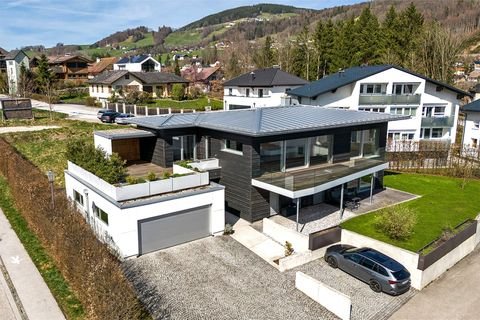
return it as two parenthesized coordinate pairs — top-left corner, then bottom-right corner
(324, 245), (411, 295)
(114, 113), (135, 125)
(97, 108), (114, 119)
(100, 111), (121, 123)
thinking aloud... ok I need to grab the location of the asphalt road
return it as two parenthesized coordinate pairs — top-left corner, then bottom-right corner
(30, 99), (101, 122)
(390, 245), (480, 320)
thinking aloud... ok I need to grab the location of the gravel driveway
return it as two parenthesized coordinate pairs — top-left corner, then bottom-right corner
(125, 236), (415, 320)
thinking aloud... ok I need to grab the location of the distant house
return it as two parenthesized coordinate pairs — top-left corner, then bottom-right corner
(88, 70), (188, 101)
(114, 55), (161, 72)
(30, 55), (93, 82)
(0, 47), (8, 73)
(223, 67), (308, 110)
(88, 57), (119, 78)
(462, 99), (480, 148)
(5, 50), (30, 95)
(181, 66), (223, 91)
(172, 54), (189, 61)
(473, 60), (480, 71)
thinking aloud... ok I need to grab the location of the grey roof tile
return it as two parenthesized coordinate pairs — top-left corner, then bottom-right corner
(463, 99), (480, 112)
(224, 68), (308, 87)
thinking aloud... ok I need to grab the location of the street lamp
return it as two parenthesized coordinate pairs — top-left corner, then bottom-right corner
(46, 170), (55, 209)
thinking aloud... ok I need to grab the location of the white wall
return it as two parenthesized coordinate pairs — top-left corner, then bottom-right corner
(65, 172), (225, 258)
(295, 272), (351, 320)
(223, 85), (302, 110)
(463, 112), (480, 147)
(113, 57), (161, 72)
(262, 218), (309, 252)
(93, 134), (113, 155)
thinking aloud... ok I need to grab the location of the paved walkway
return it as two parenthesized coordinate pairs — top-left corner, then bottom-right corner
(0, 126), (60, 134)
(30, 99), (100, 123)
(0, 209), (65, 320)
(390, 245), (480, 320)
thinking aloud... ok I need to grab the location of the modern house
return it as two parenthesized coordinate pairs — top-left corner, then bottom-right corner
(125, 105), (407, 223)
(88, 57), (118, 78)
(5, 50), (30, 95)
(64, 128), (225, 257)
(88, 70), (189, 101)
(223, 67), (308, 110)
(287, 65), (472, 144)
(462, 99), (480, 148)
(114, 55), (161, 72)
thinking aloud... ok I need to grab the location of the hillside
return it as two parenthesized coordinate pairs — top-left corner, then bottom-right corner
(24, 0), (480, 59)
(179, 3), (314, 30)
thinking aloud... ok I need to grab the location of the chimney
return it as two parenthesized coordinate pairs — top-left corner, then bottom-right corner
(250, 71), (256, 81)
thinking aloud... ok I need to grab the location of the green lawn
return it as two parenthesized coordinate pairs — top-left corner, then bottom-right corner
(0, 109), (68, 127)
(147, 97), (223, 110)
(0, 176), (84, 319)
(2, 118), (111, 186)
(341, 173), (480, 252)
(164, 30), (202, 47)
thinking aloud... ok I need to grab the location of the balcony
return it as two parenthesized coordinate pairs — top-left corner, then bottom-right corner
(252, 153), (387, 198)
(421, 116), (454, 128)
(359, 94), (421, 105)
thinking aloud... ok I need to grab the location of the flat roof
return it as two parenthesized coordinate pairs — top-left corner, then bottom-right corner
(94, 128), (155, 140)
(126, 105), (409, 137)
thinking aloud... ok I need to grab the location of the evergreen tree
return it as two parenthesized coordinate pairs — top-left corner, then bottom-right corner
(35, 54), (56, 119)
(291, 26), (313, 80)
(164, 54), (171, 67)
(18, 63), (36, 97)
(253, 36), (276, 68)
(397, 3), (424, 68)
(225, 51), (242, 78)
(351, 7), (382, 66)
(381, 6), (401, 65)
(313, 19), (335, 78)
(174, 60), (181, 76)
(331, 17), (355, 71)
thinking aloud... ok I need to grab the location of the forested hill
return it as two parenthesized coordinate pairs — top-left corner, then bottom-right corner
(179, 3), (314, 30)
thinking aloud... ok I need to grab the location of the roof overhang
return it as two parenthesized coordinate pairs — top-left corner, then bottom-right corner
(94, 129), (155, 140)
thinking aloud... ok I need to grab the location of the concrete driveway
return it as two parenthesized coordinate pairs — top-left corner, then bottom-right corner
(125, 236), (415, 320)
(390, 245), (480, 320)
(30, 99), (100, 122)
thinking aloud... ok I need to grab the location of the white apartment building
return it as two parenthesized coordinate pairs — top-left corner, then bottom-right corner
(287, 65), (471, 144)
(5, 50), (30, 95)
(114, 54), (161, 72)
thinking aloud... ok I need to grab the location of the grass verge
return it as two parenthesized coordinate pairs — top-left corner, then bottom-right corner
(0, 176), (84, 319)
(341, 172), (480, 252)
(146, 97), (223, 110)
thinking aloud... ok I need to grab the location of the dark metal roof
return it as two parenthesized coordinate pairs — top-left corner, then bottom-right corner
(4, 50), (26, 60)
(117, 55), (150, 64)
(88, 71), (188, 85)
(463, 99), (480, 112)
(224, 67), (308, 87)
(126, 105), (409, 137)
(288, 65), (472, 99)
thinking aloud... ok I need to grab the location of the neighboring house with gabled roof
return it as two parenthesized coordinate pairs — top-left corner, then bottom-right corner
(462, 99), (480, 148)
(181, 65), (223, 91)
(88, 70), (188, 101)
(0, 47), (8, 73)
(114, 54), (161, 72)
(5, 50), (30, 95)
(287, 65), (472, 144)
(30, 54), (93, 82)
(88, 57), (119, 78)
(223, 67), (308, 110)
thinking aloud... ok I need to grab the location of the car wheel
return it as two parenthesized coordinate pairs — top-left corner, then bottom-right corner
(326, 256), (338, 269)
(369, 280), (382, 293)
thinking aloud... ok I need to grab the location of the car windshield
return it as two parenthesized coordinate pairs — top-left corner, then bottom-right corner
(392, 269), (410, 280)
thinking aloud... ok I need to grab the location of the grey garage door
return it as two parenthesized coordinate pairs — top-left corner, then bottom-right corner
(138, 205), (211, 255)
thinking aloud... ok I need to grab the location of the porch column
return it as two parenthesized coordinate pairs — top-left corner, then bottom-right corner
(370, 173), (375, 204)
(296, 198), (300, 232)
(339, 183), (344, 218)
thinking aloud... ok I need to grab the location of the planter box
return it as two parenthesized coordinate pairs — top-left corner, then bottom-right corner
(417, 220), (477, 270)
(309, 226), (342, 251)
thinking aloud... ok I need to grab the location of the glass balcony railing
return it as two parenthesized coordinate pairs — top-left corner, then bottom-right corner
(421, 116), (454, 127)
(359, 94), (421, 105)
(254, 149), (386, 192)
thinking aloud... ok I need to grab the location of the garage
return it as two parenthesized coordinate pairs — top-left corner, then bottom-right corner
(138, 205), (211, 255)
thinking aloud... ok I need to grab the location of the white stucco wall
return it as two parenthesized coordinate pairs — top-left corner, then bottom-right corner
(65, 172), (225, 258)
(463, 112), (480, 147)
(223, 85), (302, 110)
(113, 57), (161, 72)
(93, 134), (113, 155)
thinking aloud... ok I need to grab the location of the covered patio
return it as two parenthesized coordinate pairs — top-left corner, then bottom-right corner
(268, 188), (418, 235)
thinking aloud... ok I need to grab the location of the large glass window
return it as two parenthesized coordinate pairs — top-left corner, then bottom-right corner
(223, 139), (243, 154)
(350, 129), (380, 158)
(93, 204), (109, 225)
(422, 106), (446, 117)
(393, 83), (415, 95)
(285, 138), (307, 170)
(360, 83), (386, 95)
(260, 141), (283, 173)
(310, 135), (332, 166)
(172, 135), (196, 161)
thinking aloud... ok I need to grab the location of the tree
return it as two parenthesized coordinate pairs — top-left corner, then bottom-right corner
(18, 63), (36, 97)
(174, 60), (181, 76)
(291, 26), (313, 80)
(0, 73), (8, 94)
(35, 54), (57, 119)
(381, 6), (401, 65)
(253, 36), (276, 68)
(351, 7), (382, 66)
(397, 3), (424, 69)
(331, 17), (356, 71)
(225, 51), (242, 79)
(164, 54), (171, 67)
(313, 19), (335, 78)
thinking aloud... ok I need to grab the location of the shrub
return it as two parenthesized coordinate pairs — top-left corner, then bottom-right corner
(146, 171), (157, 181)
(126, 176), (141, 185)
(375, 206), (417, 240)
(284, 241), (294, 256)
(188, 86), (204, 99)
(67, 140), (127, 184)
(162, 171), (172, 179)
(171, 83), (185, 101)
(85, 96), (98, 107)
(175, 160), (192, 169)
(223, 224), (234, 235)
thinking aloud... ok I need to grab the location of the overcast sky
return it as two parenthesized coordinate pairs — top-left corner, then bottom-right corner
(0, 0), (365, 50)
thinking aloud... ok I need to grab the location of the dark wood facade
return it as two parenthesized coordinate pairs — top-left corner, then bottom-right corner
(137, 122), (388, 223)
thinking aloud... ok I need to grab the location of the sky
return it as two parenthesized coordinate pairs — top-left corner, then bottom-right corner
(0, 0), (365, 50)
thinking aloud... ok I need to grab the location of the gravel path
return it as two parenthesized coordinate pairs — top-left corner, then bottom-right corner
(125, 236), (415, 320)
(0, 125), (60, 134)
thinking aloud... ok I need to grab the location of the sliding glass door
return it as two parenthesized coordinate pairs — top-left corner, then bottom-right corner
(285, 138), (308, 170)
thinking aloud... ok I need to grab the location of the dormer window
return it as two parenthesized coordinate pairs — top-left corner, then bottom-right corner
(125, 74), (130, 80)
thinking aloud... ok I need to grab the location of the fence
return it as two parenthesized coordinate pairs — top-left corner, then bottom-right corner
(105, 102), (198, 116)
(0, 138), (149, 319)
